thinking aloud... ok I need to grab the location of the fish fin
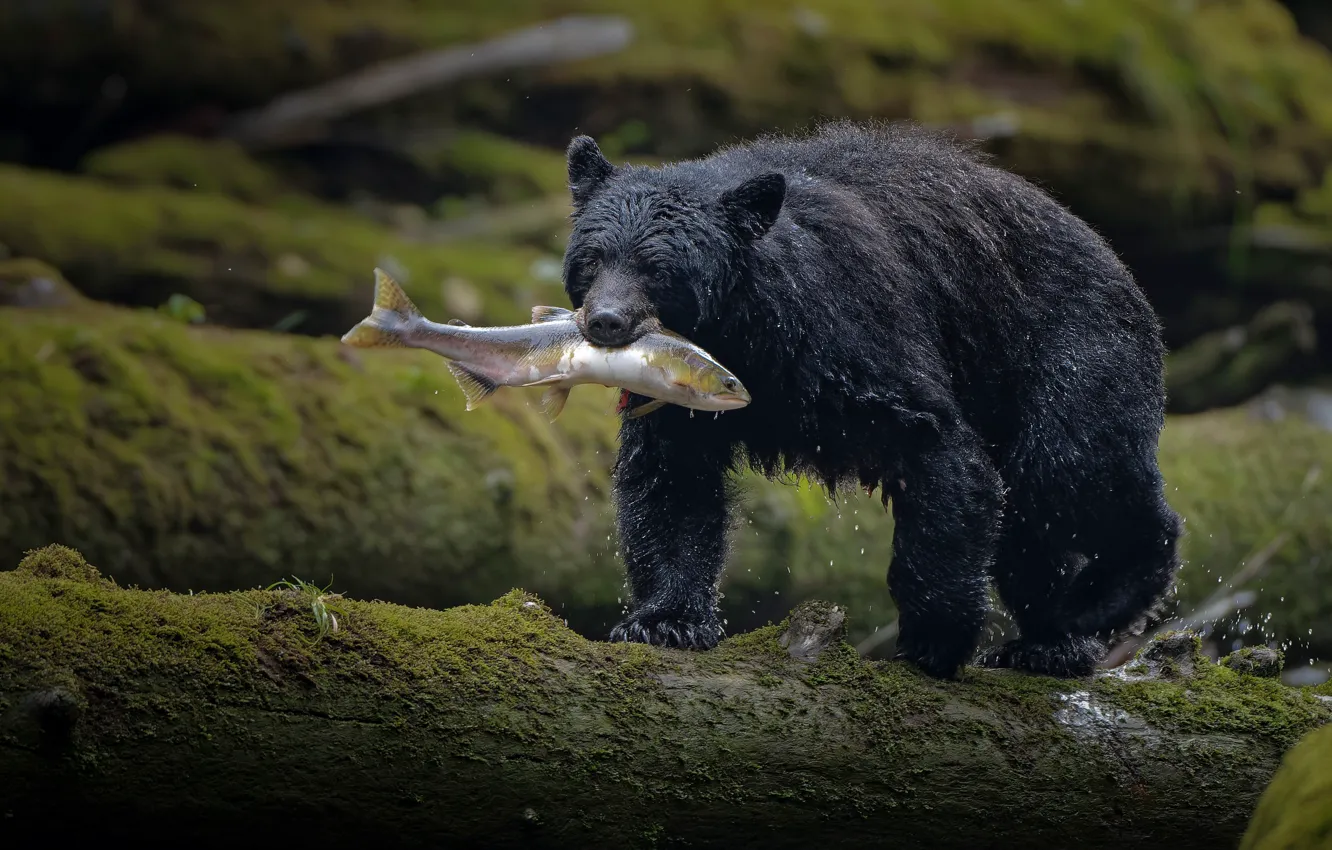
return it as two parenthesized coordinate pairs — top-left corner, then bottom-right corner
(372, 267), (422, 318)
(540, 386), (571, 421)
(340, 268), (423, 349)
(447, 318), (470, 327)
(340, 321), (407, 349)
(625, 399), (668, 419)
(446, 362), (498, 410)
(531, 305), (575, 324)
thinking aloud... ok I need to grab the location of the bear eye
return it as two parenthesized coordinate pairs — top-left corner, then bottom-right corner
(652, 268), (670, 284)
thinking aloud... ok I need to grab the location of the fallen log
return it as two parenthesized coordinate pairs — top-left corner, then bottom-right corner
(2, 546), (1329, 849)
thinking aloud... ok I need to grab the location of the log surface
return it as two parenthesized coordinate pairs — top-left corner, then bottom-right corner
(1, 547), (1330, 849)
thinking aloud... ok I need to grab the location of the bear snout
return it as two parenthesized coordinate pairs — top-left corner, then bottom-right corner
(584, 306), (636, 347)
(578, 281), (657, 347)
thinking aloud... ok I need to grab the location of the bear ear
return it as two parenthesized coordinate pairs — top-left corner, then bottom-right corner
(719, 172), (786, 241)
(567, 135), (616, 210)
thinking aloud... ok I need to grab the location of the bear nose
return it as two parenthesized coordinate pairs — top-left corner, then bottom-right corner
(585, 308), (633, 347)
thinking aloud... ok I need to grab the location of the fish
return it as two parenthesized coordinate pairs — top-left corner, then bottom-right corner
(340, 268), (752, 420)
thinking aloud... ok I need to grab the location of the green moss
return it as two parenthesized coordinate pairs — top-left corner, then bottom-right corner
(15, 544), (105, 583)
(0, 557), (1326, 847)
(0, 164), (567, 332)
(441, 0), (1332, 220)
(1093, 657), (1330, 748)
(79, 135), (296, 205)
(0, 301), (622, 615)
(9, 1), (1332, 224)
(1159, 406), (1332, 660)
(1241, 723), (1332, 850)
(1222, 645), (1286, 678)
(413, 130), (569, 204)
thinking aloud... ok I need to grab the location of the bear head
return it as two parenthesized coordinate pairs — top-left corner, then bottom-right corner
(561, 135), (787, 347)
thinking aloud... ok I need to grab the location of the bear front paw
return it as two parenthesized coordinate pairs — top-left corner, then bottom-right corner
(609, 611), (723, 650)
(978, 636), (1105, 678)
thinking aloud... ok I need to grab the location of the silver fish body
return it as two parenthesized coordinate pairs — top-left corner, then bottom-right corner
(341, 269), (751, 419)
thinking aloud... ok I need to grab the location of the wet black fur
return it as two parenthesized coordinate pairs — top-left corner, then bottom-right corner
(562, 120), (1182, 679)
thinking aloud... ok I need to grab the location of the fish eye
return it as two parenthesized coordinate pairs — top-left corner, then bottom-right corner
(721, 377), (738, 391)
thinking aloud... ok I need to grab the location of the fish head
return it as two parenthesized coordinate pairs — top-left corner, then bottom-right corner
(562, 135), (786, 347)
(650, 341), (752, 412)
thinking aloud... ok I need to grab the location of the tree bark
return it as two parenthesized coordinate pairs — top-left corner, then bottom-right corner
(2, 547), (1330, 850)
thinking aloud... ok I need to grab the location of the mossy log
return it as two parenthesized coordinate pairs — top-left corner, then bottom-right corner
(3, 302), (1332, 659)
(2, 547), (1329, 849)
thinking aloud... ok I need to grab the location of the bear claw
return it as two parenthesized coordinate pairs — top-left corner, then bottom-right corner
(609, 613), (723, 650)
(979, 636), (1105, 678)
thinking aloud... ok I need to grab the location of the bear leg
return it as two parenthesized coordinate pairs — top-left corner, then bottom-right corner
(888, 427), (1003, 679)
(979, 520), (1107, 677)
(1059, 478), (1182, 640)
(605, 417), (734, 650)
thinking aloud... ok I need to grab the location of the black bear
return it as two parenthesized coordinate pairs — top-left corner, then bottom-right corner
(561, 120), (1182, 679)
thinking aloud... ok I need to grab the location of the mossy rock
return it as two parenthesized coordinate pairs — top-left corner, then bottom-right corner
(1224, 645), (1286, 679)
(1241, 723), (1332, 850)
(2, 300), (1331, 655)
(0, 258), (85, 308)
(0, 164), (568, 333)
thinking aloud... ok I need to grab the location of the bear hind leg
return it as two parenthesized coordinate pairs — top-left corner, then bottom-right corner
(979, 521), (1106, 677)
(1058, 479), (1182, 642)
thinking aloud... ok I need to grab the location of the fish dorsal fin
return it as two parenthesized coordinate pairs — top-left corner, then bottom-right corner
(447, 318), (470, 327)
(445, 362), (498, 410)
(531, 305), (575, 324)
(625, 399), (668, 419)
(540, 386), (571, 421)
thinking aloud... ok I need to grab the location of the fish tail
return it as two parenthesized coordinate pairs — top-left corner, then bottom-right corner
(341, 268), (423, 349)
